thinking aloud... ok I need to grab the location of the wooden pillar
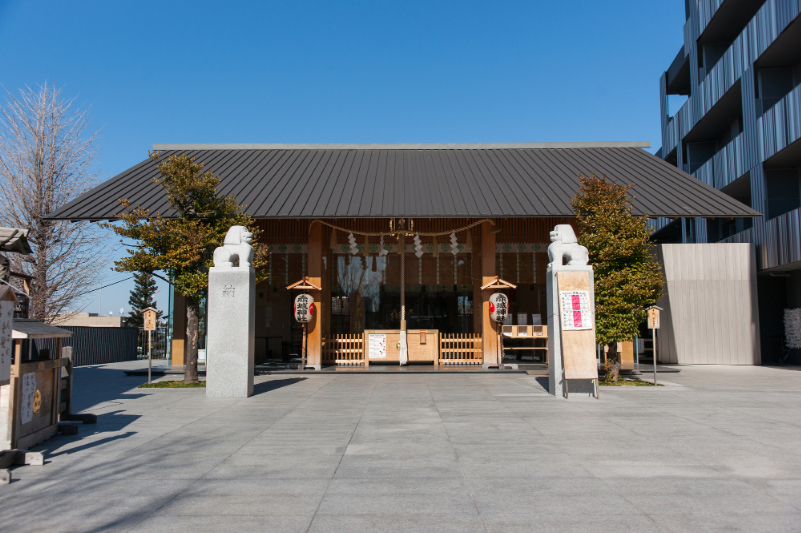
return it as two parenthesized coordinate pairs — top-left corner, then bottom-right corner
(171, 293), (186, 365)
(307, 221), (323, 369)
(473, 227), (482, 334)
(481, 221), (499, 365)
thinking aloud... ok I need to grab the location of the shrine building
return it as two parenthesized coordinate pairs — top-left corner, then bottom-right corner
(47, 142), (760, 368)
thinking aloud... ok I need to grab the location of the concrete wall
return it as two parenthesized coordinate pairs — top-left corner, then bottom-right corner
(52, 313), (123, 327)
(656, 243), (761, 365)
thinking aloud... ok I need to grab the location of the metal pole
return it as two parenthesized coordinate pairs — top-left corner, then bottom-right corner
(148, 329), (152, 384)
(652, 328), (657, 385)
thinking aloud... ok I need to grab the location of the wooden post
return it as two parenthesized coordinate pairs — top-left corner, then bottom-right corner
(481, 221), (498, 365)
(301, 323), (307, 370)
(171, 293), (187, 366)
(473, 227), (482, 334)
(306, 222), (323, 369)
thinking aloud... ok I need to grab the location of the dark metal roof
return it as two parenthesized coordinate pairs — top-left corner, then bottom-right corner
(47, 143), (761, 220)
(0, 228), (32, 254)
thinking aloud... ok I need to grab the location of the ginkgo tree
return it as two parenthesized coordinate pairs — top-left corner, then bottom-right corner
(572, 174), (664, 382)
(106, 153), (267, 383)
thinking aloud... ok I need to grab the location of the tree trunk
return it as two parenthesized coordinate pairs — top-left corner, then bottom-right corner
(185, 298), (200, 383)
(607, 342), (621, 383)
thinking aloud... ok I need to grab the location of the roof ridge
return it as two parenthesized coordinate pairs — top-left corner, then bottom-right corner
(152, 142), (651, 151)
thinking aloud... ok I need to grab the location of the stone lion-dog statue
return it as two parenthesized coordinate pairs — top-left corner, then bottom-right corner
(547, 224), (589, 266)
(213, 226), (254, 268)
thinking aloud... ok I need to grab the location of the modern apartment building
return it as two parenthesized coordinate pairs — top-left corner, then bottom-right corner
(657, 0), (801, 363)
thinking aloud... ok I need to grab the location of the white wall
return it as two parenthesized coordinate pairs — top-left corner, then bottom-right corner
(656, 243), (761, 365)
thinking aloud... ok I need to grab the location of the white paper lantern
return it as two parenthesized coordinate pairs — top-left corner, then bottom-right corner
(489, 292), (509, 323)
(294, 294), (315, 323)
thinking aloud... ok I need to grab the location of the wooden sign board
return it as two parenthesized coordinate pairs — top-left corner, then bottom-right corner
(557, 271), (598, 380)
(647, 308), (660, 330)
(143, 308), (157, 332)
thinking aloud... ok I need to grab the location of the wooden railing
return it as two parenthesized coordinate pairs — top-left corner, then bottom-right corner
(323, 334), (364, 365)
(439, 333), (482, 365)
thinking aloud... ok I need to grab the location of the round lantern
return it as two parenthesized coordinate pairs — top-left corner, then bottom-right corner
(488, 292), (509, 323)
(294, 294), (315, 323)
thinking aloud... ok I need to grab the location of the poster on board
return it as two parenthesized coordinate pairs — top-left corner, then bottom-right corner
(559, 290), (592, 331)
(368, 334), (387, 359)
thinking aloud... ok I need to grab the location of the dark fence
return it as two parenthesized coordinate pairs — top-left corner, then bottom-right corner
(136, 327), (170, 360)
(32, 326), (139, 367)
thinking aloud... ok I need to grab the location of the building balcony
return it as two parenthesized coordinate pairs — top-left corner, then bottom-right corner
(722, 206), (801, 270)
(692, 132), (747, 190)
(664, 99), (691, 156)
(663, 0), (801, 158)
(758, 82), (801, 162)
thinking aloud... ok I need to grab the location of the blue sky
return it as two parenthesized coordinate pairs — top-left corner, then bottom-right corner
(0, 0), (687, 317)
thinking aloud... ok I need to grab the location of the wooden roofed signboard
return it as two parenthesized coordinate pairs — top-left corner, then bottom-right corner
(557, 271), (598, 381)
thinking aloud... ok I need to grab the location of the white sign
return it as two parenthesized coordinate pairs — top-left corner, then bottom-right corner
(368, 334), (387, 359)
(21, 373), (36, 424)
(559, 290), (592, 331)
(0, 300), (12, 383)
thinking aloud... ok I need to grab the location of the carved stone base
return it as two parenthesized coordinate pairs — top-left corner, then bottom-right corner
(206, 267), (255, 398)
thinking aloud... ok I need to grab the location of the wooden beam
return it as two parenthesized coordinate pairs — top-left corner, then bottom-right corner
(306, 222), (323, 369)
(481, 221), (498, 365)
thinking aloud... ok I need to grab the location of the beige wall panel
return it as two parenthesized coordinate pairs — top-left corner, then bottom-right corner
(657, 244), (760, 365)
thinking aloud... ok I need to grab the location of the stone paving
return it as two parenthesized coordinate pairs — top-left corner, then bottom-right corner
(2, 362), (801, 532)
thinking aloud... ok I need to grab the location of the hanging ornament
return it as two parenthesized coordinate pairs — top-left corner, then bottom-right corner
(330, 229), (338, 250)
(371, 256), (377, 272)
(465, 230), (473, 251)
(379, 235), (388, 257)
(348, 233), (358, 255)
(364, 235), (370, 257)
(450, 231), (458, 256)
(413, 234), (424, 258)
(433, 235), (439, 258)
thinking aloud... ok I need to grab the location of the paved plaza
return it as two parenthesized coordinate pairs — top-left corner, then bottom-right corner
(2, 363), (801, 532)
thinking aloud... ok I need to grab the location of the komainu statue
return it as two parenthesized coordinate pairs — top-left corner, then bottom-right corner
(213, 226), (254, 268)
(547, 224), (589, 266)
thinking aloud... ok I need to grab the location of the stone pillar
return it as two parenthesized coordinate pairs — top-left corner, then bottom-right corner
(481, 221), (498, 367)
(206, 266), (255, 398)
(547, 264), (595, 398)
(306, 222), (323, 370)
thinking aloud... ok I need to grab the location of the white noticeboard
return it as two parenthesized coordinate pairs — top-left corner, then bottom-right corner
(0, 299), (13, 383)
(559, 290), (592, 331)
(368, 334), (387, 359)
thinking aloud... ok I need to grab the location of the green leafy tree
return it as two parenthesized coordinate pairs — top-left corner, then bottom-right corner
(105, 153), (267, 383)
(572, 174), (665, 381)
(127, 271), (162, 328)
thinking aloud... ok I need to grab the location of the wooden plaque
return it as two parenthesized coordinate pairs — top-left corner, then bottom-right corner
(647, 308), (660, 329)
(143, 308), (157, 332)
(557, 271), (598, 380)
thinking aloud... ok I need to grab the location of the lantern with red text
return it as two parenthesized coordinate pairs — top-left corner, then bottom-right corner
(294, 294), (315, 323)
(488, 293), (508, 323)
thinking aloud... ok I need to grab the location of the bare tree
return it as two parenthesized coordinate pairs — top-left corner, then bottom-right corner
(0, 83), (107, 322)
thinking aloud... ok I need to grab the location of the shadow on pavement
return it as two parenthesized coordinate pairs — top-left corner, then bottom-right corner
(253, 377), (307, 396)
